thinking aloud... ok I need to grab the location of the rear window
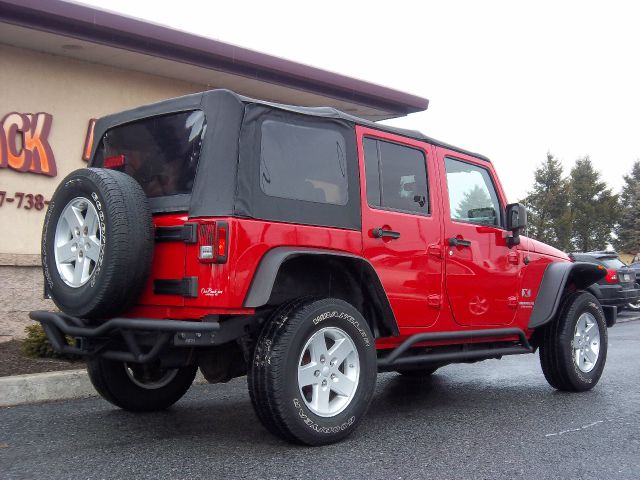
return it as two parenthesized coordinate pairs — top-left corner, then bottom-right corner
(95, 110), (206, 198)
(601, 258), (626, 269)
(259, 120), (348, 205)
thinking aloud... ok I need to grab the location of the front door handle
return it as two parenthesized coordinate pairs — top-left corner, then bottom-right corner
(448, 237), (471, 247)
(372, 227), (401, 239)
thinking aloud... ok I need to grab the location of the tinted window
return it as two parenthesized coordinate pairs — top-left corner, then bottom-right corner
(363, 138), (429, 214)
(259, 120), (347, 205)
(445, 157), (501, 226)
(95, 111), (205, 198)
(601, 258), (626, 269)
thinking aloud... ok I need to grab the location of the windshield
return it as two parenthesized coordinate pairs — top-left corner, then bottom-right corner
(94, 110), (206, 198)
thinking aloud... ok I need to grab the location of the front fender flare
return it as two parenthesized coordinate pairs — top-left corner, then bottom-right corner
(528, 262), (606, 329)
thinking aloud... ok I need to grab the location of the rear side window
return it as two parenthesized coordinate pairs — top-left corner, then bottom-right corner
(363, 138), (429, 214)
(95, 110), (206, 198)
(445, 157), (501, 226)
(259, 120), (348, 205)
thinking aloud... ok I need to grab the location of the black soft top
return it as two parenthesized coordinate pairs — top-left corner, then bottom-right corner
(90, 89), (489, 227)
(93, 89), (490, 163)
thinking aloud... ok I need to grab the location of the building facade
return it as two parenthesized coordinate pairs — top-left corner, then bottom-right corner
(0, 0), (427, 340)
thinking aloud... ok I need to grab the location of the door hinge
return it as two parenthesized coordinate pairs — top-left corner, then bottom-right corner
(507, 251), (520, 265)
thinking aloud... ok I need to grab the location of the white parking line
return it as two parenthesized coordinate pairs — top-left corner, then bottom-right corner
(545, 420), (604, 437)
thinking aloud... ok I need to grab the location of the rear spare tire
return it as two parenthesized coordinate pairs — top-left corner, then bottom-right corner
(42, 168), (153, 319)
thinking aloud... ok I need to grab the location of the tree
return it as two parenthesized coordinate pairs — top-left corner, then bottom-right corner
(523, 153), (571, 250)
(568, 157), (618, 252)
(614, 160), (640, 255)
(456, 185), (493, 220)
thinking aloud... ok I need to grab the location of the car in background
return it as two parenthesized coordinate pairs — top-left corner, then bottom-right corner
(626, 262), (640, 311)
(569, 251), (640, 314)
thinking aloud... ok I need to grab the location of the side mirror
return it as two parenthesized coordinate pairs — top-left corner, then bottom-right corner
(505, 203), (527, 247)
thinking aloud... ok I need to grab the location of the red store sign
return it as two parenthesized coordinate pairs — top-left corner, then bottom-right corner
(0, 112), (57, 177)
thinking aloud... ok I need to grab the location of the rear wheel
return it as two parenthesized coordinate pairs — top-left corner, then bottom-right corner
(248, 298), (377, 445)
(87, 358), (197, 412)
(539, 291), (607, 392)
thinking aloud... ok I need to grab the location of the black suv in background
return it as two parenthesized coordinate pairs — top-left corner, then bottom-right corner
(569, 251), (640, 317)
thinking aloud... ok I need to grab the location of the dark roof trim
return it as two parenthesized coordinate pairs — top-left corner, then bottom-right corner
(93, 89), (490, 163)
(0, 0), (429, 117)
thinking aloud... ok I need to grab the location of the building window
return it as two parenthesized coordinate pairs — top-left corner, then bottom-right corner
(363, 137), (429, 214)
(259, 120), (348, 205)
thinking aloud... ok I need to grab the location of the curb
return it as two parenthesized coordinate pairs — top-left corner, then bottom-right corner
(0, 369), (207, 407)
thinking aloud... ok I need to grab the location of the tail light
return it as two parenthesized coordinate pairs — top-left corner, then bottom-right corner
(104, 154), (125, 169)
(198, 221), (228, 264)
(605, 268), (618, 284)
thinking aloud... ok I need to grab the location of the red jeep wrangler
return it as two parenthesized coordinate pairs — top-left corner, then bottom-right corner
(33, 90), (613, 445)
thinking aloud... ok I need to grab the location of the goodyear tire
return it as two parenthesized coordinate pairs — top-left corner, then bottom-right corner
(88, 358), (197, 412)
(248, 298), (377, 445)
(42, 168), (153, 320)
(539, 291), (608, 392)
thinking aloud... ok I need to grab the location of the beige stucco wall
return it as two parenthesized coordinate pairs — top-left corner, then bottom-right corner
(0, 43), (205, 256)
(0, 44), (208, 340)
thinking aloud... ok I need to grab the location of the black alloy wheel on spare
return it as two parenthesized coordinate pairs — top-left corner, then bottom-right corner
(248, 297), (378, 446)
(41, 168), (153, 320)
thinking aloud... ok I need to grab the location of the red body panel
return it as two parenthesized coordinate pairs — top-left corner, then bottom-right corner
(131, 128), (566, 350)
(357, 126), (444, 329)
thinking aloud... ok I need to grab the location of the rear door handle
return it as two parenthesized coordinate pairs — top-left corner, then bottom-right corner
(372, 228), (401, 239)
(448, 237), (471, 247)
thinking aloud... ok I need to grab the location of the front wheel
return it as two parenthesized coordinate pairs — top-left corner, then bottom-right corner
(248, 298), (377, 445)
(87, 358), (197, 411)
(539, 291), (607, 392)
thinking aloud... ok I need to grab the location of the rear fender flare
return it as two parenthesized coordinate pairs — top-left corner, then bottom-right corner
(243, 247), (398, 336)
(528, 262), (606, 329)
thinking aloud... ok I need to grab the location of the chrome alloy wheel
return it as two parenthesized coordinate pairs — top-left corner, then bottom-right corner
(297, 327), (360, 417)
(54, 197), (103, 288)
(573, 312), (601, 373)
(124, 363), (179, 390)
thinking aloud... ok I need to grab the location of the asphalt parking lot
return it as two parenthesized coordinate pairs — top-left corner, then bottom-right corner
(2, 314), (639, 480)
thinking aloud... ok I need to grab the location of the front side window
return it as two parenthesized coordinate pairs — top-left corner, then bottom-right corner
(95, 110), (206, 198)
(445, 157), (501, 226)
(363, 138), (429, 214)
(259, 120), (348, 205)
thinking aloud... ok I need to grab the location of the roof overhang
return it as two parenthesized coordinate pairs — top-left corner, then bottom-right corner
(0, 0), (429, 121)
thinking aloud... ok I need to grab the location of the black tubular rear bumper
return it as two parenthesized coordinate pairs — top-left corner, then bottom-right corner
(29, 311), (254, 364)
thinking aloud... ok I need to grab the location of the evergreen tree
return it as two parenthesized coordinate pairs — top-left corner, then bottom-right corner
(523, 153), (571, 250)
(456, 185), (493, 220)
(614, 160), (640, 255)
(568, 157), (618, 252)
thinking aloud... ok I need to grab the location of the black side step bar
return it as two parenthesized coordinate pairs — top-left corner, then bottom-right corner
(377, 328), (533, 370)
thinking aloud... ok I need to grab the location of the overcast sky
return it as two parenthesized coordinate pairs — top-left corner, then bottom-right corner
(76, 0), (640, 202)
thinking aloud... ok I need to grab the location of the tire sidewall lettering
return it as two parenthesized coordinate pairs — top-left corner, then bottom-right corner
(312, 309), (371, 347)
(89, 191), (106, 288)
